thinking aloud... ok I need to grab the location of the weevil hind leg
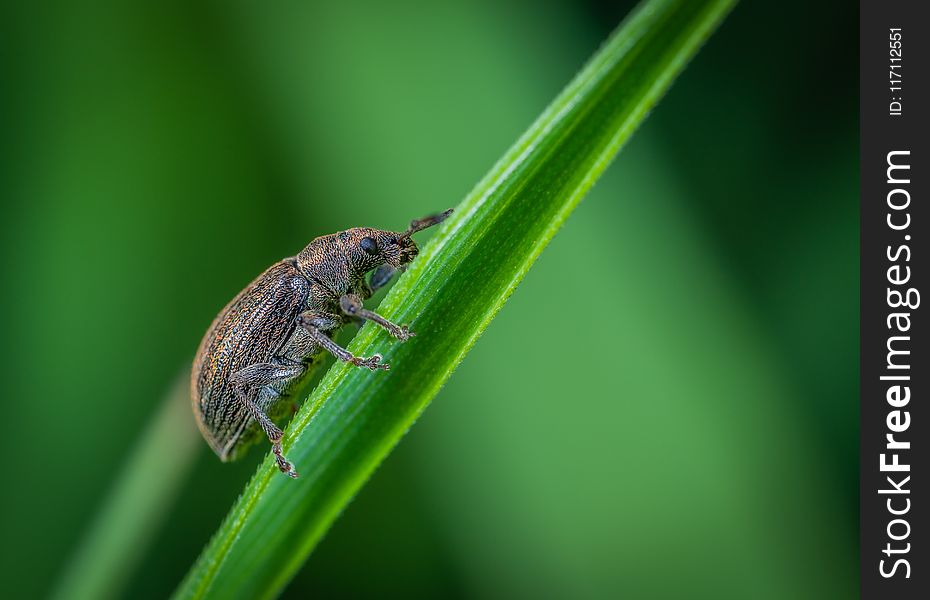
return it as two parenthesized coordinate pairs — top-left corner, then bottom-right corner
(231, 361), (306, 477)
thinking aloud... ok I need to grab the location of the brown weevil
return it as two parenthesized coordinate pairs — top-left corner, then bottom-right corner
(191, 209), (452, 478)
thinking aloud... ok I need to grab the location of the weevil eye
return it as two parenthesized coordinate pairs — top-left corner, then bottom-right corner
(360, 236), (379, 256)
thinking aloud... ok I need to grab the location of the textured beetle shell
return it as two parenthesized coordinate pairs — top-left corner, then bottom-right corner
(191, 259), (317, 461)
(189, 216), (444, 467)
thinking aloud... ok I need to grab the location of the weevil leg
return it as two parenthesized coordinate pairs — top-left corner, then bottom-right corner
(369, 265), (396, 293)
(296, 311), (390, 370)
(230, 361), (306, 477)
(230, 361), (306, 389)
(339, 293), (414, 341)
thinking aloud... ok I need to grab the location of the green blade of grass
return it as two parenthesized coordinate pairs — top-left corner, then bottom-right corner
(175, 1), (735, 597)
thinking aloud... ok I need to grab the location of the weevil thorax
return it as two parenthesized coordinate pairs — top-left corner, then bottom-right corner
(296, 227), (418, 295)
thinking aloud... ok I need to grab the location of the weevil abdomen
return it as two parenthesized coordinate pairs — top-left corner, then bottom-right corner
(191, 259), (315, 460)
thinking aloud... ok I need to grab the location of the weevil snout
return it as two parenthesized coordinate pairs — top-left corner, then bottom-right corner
(376, 233), (419, 269)
(397, 237), (419, 265)
(384, 208), (452, 268)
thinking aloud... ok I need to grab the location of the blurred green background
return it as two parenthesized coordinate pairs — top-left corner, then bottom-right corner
(0, 1), (856, 598)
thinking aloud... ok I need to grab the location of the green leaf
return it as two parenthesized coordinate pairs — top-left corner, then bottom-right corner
(175, 0), (736, 597)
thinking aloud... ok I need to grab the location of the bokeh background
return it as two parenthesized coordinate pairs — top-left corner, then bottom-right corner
(0, 1), (856, 598)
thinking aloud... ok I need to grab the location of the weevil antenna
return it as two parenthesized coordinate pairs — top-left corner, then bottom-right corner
(399, 208), (453, 240)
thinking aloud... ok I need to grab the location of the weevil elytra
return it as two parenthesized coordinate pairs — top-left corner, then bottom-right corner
(191, 209), (452, 478)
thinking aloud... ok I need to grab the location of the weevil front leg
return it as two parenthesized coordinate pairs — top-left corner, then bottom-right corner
(354, 266), (396, 302)
(230, 361), (306, 477)
(369, 265), (397, 293)
(339, 293), (414, 341)
(296, 312), (390, 370)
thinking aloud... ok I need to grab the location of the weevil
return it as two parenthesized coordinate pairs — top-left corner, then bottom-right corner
(191, 209), (452, 478)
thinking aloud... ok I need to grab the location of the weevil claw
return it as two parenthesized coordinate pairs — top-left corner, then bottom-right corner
(353, 354), (390, 371)
(395, 325), (415, 341)
(369, 359), (390, 370)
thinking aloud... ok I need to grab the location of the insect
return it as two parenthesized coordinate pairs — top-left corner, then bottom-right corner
(191, 209), (452, 478)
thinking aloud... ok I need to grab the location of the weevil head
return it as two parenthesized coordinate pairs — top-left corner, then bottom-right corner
(344, 209), (453, 272)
